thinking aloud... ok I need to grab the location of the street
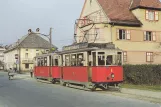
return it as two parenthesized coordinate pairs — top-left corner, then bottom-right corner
(0, 72), (160, 107)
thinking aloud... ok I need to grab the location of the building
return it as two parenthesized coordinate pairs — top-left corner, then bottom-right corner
(4, 29), (57, 72)
(76, 0), (161, 64)
(0, 46), (5, 70)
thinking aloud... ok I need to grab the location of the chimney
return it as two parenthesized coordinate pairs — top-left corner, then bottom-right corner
(28, 29), (32, 34)
(36, 28), (40, 33)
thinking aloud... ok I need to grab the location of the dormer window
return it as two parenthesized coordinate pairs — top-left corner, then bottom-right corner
(146, 10), (159, 21)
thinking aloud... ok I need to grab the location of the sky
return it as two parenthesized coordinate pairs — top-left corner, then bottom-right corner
(0, 0), (84, 49)
(1, 0), (161, 49)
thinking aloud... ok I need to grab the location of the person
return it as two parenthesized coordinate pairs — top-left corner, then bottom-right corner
(30, 67), (33, 78)
(8, 68), (14, 80)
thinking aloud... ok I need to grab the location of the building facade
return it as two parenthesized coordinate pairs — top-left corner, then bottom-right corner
(4, 30), (57, 72)
(76, 0), (161, 64)
(0, 46), (5, 70)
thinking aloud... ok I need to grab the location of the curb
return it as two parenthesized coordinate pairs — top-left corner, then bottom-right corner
(121, 88), (161, 99)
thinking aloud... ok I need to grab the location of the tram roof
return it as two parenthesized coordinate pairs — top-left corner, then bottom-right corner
(60, 43), (122, 54)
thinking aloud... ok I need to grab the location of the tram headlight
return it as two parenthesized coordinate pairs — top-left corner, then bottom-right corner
(111, 73), (115, 78)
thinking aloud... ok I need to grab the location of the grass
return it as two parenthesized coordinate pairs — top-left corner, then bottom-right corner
(121, 84), (161, 92)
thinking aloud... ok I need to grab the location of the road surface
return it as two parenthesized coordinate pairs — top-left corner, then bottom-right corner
(0, 72), (160, 107)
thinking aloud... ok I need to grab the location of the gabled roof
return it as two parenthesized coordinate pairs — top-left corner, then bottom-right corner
(97, 0), (141, 26)
(130, 0), (161, 10)
(4, 33), (57, 53)
(96, 0), (161, 26)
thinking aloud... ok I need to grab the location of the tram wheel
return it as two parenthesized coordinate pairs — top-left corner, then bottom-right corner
(52, 79), (56, 84)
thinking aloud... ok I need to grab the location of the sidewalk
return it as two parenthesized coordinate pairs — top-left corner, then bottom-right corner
(15, 73), (32, 79)
(121, 88), (161, 99)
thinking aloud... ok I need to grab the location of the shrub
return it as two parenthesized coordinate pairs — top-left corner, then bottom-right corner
(123, 64), (161, 85)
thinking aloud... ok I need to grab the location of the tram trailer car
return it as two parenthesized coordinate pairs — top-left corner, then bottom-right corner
(34, 53), (61, 84)
(60, 43), (123, 91)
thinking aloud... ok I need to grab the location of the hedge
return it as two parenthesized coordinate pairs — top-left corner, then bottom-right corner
(123, 64), (161, 85)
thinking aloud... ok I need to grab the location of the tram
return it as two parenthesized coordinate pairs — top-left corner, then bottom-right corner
(34, 43), (123, 91)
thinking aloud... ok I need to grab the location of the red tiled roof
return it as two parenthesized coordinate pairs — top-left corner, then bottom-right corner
(130, 0), (161, 10)
(97, 0), (161, 25)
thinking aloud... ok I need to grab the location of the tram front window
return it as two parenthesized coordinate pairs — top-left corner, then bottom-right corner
(106, 55), (113, 65)
(98, 52), (105, 66)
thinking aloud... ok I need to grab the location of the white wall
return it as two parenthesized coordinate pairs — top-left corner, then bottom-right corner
(4, 49), (19, 70)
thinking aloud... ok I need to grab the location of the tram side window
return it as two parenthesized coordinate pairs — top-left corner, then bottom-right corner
(41, 59), (44, 66)
(98, 52), (105, 66)
(65, 55), (70, 66)
(71, 54), (77, 66)
(106, 55), (113, 65)
(37, 58), (41, 66)
(77, 53), (84, 66)
(55, 59), (58, 66)
(44, 57), (47, 66)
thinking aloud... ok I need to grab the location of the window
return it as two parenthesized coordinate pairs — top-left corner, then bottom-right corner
(148, 11), (155, 20)
(25, 53), (28, 58)
(123, 52), (127, 62)
(106, 55), (113, 65)
(55, 59), (58, 66)
(25, 64), (29, 69)
(144, 31), (156, 41)
(44, 57), (47, 66)
(146, 10), (159, 21)
(71, 54), (77, 66)
(98, 52), (105, 66)
(77, 53), (84, 66)
(65, 55), (70, 66)
(146, 52), (153, 62)
(117, 29), (131, 40)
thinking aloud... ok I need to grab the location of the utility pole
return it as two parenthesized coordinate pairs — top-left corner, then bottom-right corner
(49, 27), (52, 80)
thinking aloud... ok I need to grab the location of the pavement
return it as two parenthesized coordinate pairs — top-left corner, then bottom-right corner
(121, 88), (161, 99)
(0, 71), (161, 107)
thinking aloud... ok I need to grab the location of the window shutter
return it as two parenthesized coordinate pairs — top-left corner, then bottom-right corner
(155, 11), (159, 21)
(126, 30), (131, 40)
(144, 31), (147, 41)
(146, 10), (149, 20)
(117, 29), (119, 40)
(152, 32), (156, 41)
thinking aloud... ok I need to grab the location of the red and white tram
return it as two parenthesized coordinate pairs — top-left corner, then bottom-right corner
(34, 43), (123, 91)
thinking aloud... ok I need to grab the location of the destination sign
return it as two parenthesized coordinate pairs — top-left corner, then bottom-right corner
(63, 43), (88, 51)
